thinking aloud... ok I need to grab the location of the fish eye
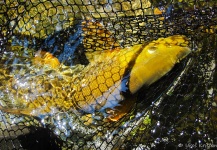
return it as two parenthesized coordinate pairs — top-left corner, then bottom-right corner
(147, 47), (157, 54)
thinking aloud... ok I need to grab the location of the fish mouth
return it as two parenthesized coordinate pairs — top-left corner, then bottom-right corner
(176, 47), (191, 61)
(171, 35), (191, 61)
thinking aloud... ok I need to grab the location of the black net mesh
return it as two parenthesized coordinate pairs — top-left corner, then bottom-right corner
(0, 0), (217, 149)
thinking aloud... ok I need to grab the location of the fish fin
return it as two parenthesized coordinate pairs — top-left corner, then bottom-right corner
(107, 96), (136, 122)
(82, 20), (120, 52)
(0, 105), (33, 116)
(32, 50), (60, 69)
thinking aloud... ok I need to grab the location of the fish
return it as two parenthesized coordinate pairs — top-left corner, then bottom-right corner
(0, 35), (191, 121)
(32, 50), (60, 69)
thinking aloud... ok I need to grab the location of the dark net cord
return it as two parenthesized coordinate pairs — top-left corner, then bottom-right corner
(0, 0), (217, 150)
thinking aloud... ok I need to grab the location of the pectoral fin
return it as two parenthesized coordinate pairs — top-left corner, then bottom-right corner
(106, 95), (136, 121)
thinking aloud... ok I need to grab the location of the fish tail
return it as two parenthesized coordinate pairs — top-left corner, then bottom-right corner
(0, 105), (33, 116)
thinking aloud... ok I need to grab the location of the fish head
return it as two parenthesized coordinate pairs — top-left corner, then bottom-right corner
(129, 35), (191, 94)
(143, 35), (191, 61)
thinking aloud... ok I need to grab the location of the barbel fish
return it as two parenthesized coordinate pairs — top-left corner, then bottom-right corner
(0, 35), (191, 121)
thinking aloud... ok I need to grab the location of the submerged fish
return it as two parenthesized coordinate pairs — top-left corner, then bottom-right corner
(0, 35), (191, 121)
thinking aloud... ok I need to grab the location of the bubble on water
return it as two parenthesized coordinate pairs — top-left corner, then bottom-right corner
(154, 138), (161, 144)
(56, 23), (62, 31)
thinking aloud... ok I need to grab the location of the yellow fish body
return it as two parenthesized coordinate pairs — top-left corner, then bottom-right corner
(0, 35), (190, 121)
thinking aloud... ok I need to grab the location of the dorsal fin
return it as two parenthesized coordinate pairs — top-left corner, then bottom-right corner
(82, 20), (120, 52)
